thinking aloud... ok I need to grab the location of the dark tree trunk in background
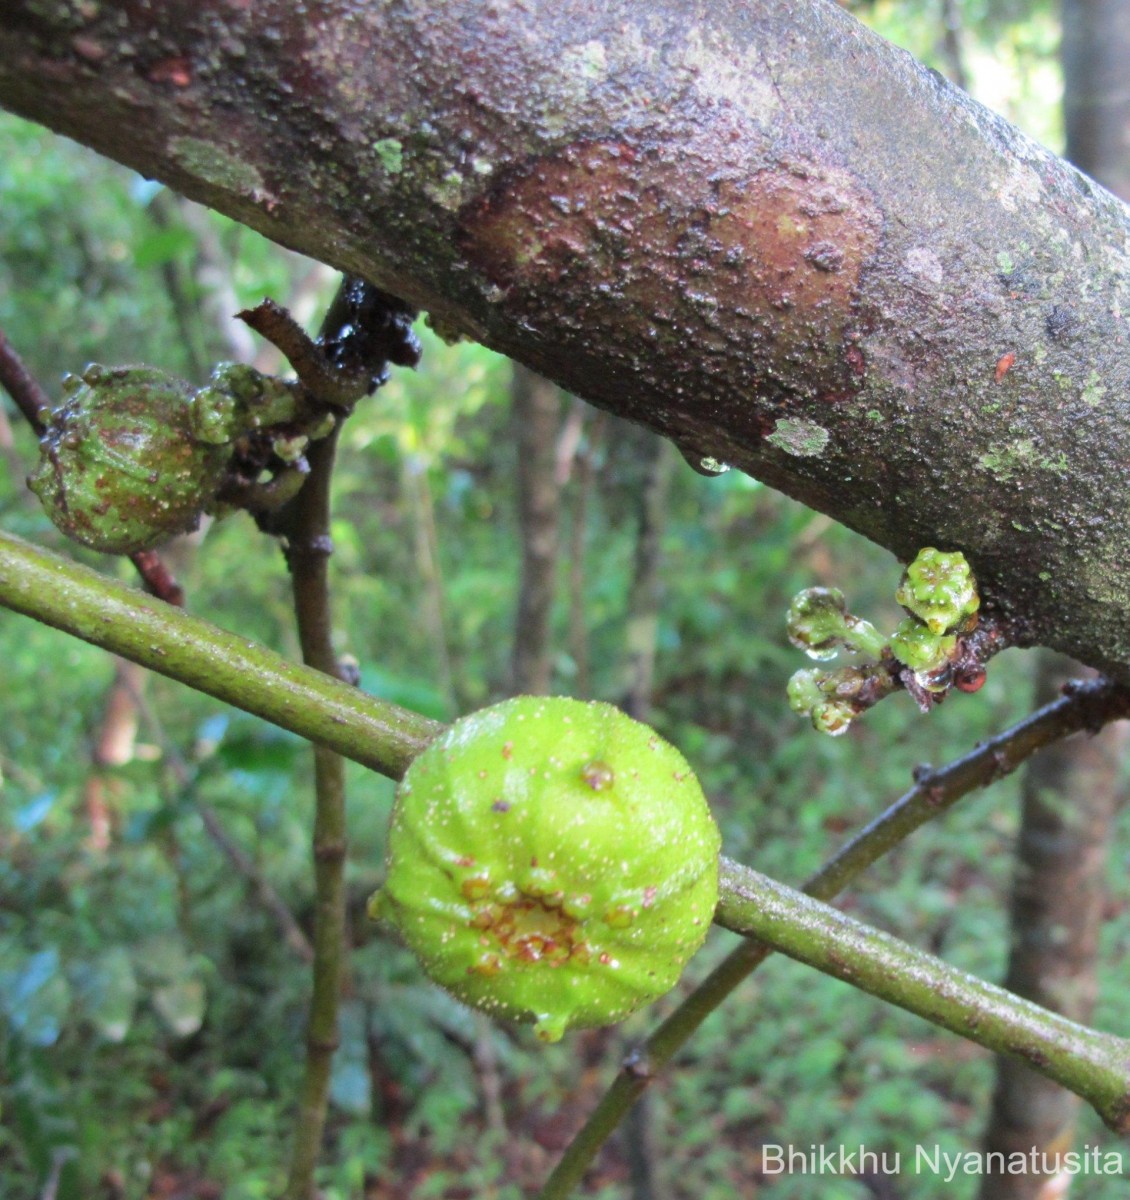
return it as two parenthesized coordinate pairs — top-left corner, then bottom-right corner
(618, 426), (677, 1200)
(566, 406), (604, 700)
(1063, 0), (1130, 198)
(619, 433), (677, 723)
(979, 659), (1126, 1198)
(979, 8), (1130, 1191)
(939, 0), (970, 91)
(510, 364), (564, 696)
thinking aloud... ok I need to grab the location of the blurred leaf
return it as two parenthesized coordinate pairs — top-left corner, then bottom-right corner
(152, 978), (207, 1038)
(122, 800), (187, 843)
(2, 948), (72, 1047)
(195, 712), (231, 756)
(330, 1001), (372, 1115)
(329, 1061), (371, 1117)
(75, 946), (138, 1042)
(216, 719), (303, 772)
(131, 224), (195, 268)
(360, 666), (449, 722)
(13, 791), (56, 832)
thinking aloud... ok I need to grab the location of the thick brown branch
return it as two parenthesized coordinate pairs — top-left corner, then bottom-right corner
(3, 2), (1130, 674)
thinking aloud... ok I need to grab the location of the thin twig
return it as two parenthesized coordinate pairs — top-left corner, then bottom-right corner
(0, 324), (50, 436)
(536, 677), (1130, 1199)
(128, 548), (185, 606)
(280, 424), (351, 1200)
(249, 278), (421, 1200)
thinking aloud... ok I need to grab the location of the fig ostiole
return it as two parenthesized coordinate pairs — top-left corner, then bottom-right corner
(369, 696), (721, 1043)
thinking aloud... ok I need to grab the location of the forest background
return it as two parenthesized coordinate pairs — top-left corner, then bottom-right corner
(2, 2), (1128, 1199)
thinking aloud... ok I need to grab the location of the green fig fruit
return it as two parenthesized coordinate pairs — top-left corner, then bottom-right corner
(28, 365), (228, 554)
(370, 696), (721, 1042)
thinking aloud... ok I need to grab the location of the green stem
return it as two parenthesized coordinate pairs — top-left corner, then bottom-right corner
(0, 529), (441, 776)
(716, 857), (1130, 1132)
(537, 678), (1130, 1199)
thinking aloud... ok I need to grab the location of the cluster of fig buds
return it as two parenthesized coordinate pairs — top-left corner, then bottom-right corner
(786, 548), (986, 736)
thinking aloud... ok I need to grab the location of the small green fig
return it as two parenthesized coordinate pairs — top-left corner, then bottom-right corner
(787, 666), (865, 737)
(888, 618), (956, 674)
(28, 362), (313, 554)
(370, 696), (720, 1043)
(28, 365), (229, 555)
(895, 548), (979, 636)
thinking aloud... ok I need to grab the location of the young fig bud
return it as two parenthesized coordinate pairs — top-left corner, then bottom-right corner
(370, 697), (720, 1043)
(786, 587), (886, 660)
(889, 618), (956, 674)
(787, 667), (862, 737)
(895, 548), (979, 636)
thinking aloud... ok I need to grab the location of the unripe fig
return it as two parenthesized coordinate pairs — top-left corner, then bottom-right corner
(370, 697), (720, 1042)
(786, 587), (886, 660)
(28, 365), (228, 554)
(28, 362), (313, 554)
(889, 618), (956, 674)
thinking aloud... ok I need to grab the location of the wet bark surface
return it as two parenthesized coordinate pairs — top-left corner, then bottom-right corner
(4, 1), (1130, 674)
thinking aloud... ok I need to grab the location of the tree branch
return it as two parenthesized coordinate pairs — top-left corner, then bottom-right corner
(4, 1), (1130, 674)
(0, 323), (49, 435)
(8, 519), (1129, 1188)
(0, 529), (441, 775)
(714, 859), (1130, 1132)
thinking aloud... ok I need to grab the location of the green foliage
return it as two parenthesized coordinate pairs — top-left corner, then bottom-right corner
(3, 8), (1129, 1192)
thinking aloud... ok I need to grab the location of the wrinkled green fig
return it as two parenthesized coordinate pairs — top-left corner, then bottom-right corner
(787, 666), (865, 737)
(895, 547), (979, 636)
(28, 365), (229, 554)
(28, 363), (310, 554)
(370, 696), (721, 1042)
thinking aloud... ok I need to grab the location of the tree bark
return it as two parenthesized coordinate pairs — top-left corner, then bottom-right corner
(978, 10), (1130, 1191)
(5, 2), (1130, 674)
